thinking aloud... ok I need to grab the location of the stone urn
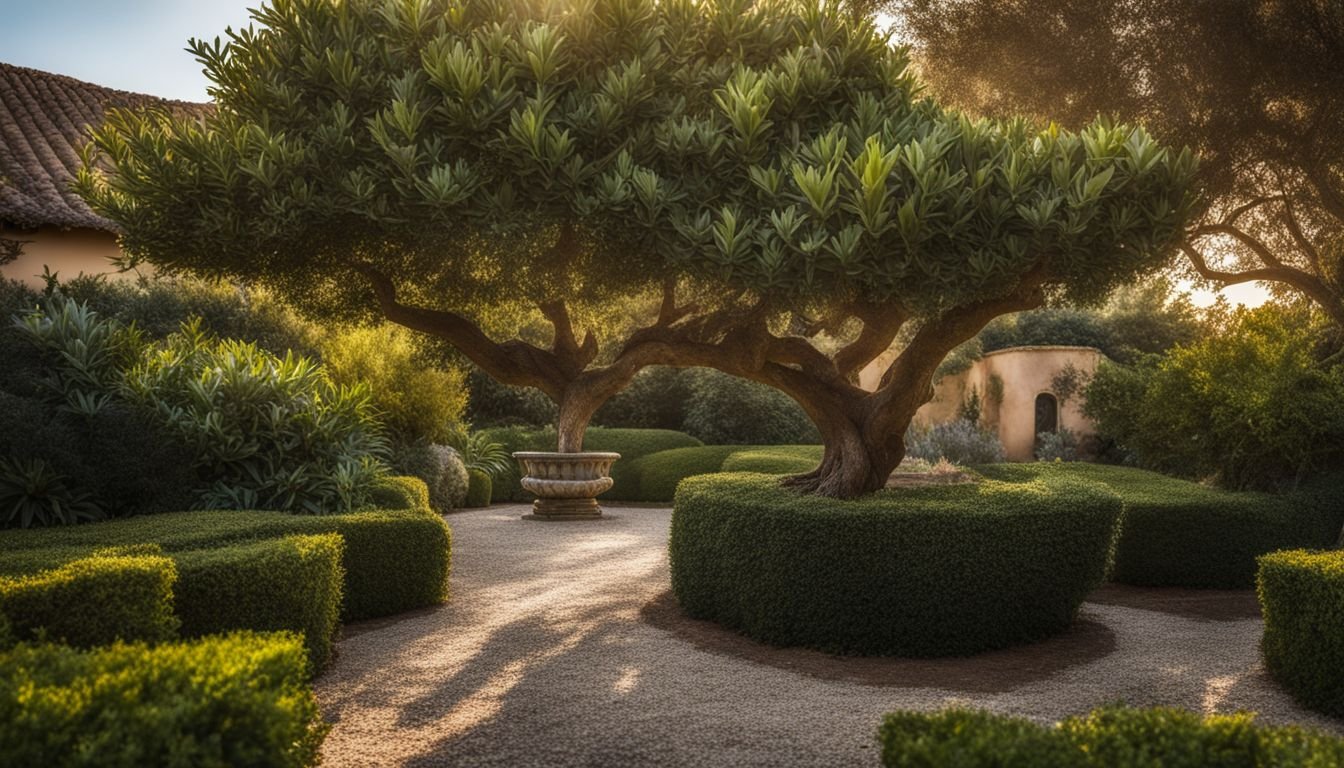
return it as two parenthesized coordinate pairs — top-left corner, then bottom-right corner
(513, 451), (620, 520)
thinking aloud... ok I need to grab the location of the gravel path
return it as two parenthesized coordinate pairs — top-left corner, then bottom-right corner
(316, 505), (1340, 767)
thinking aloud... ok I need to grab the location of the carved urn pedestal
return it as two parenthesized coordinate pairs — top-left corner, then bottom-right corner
(513, 452), (621, 520)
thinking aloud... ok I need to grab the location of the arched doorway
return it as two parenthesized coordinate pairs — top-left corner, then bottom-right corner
(1034, 392), (1059, 437)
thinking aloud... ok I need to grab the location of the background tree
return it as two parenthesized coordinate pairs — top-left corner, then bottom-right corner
(80, 0), (1194, 497)
(890, 0), (1344, 325)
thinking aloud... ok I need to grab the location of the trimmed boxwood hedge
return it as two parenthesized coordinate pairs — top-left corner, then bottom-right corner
(0, 632), (326, 768)
(464, 468), (492, 508)
(0, 481), (449, 622)
(1258, 549), (1344, 717)
(878, 705), (1344, 767)
(978, 464), (1340, 588)
(175, 534), (344, 670)
(718, 445), (822, 475)
(0, 553), (178, 648)
(609, 444), (823, 502)
(670, 472), (1122, 656)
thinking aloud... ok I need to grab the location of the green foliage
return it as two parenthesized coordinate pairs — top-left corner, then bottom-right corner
(367, 474), (433, 512)
(620, 445), (745, 502)
(465, 369), (556, 429)
(174, 534), (344, 671)
(1034, 428), (1081, 462)
(389, 442), (468, 511)
(0, 456), (104, 528)
(980, 464), (1339, 588)
(124, 320), (388, 513)
(464, 468), (493, 508)
(56, 274), (320, 359)
(681, 369), (820, 445)
(1082, 304), (1344, 489)
(0, 632), (326, 768)
(322, 324), (467, 444)
(1258, 549), (1344, 717)
(905, 419), (1006, 464)
(670, 472), (1121, 655)
(14, 294), (144, 414)
(445, 429), (513, 482)
(593, 367), (691, 431)
(719, 445), (823, 475)
(0, 553), (178, 648)
(0, 492), (449, 623)
(981, 308), (1114, 356)
(877, 705), (1344, 767)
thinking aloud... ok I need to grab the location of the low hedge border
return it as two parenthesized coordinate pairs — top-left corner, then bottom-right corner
(670, 472), (1122, 656)
(175, 534), (344, 671)
(0, 632), (326, 768)
(1258, 549), (1344, 717)
(0, 553), (178, 648)
(611, 444), (824, 502)
(0, 477), (450, 622)
(878, 705), (1344, 767)
(978, 464), (1339, 588)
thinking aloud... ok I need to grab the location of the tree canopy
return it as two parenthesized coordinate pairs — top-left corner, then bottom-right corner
(890, 0), (1344, 325)
(79, 0), (1196, 496)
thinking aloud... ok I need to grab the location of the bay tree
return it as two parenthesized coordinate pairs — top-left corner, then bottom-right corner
(78, 0), (1196, 498)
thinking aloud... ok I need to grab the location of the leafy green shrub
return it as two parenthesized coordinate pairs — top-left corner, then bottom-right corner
(175, 535), (344, 671)
(321, 324), (467, 444)
(124, 321), (387, 513)
(446, 429), (513, 482)
(670, 472), (1121, 656)
(1034, 428), (1081, 462)
(1083, 304), (1344, 490)
(593, 366), (691, 432)
(0, 632), (326, 768)
(464, 468), (493, 508)
(979, 464), (1335, 588)
(389, 442), (468, 511)
(466, 368), (556, 428)
(0, 495), (448, 622)
(682, 369), (820, 445)
(0, 456), (104, 528)
(0, 552), (178, 647)
(906, 419), (1006, 464)
(1258, 549), (1344, 717)
(618, 445), (743, 502)
(877, 705), (1344, 767)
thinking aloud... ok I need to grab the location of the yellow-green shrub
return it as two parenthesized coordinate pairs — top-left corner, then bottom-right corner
(0, 632), (326, 767)
(1258, 549), (1344, 717)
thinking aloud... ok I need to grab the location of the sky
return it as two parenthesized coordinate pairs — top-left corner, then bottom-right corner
(0, 1), (1272, 308)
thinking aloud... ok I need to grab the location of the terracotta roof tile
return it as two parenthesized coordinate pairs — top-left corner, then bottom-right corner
(0, 61), (209, 231)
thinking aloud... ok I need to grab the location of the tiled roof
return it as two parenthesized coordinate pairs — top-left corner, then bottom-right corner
(0, 62), (208, 231)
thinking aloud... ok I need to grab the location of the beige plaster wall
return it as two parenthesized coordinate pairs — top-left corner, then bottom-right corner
(1, 226), (141, 287)
(861, 344), (1103, 462)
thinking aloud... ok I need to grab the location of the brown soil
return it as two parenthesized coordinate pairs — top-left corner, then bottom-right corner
(884, 470), (978, 489)
(639, 591), (1114, 694)
(1087, 583), (1262, 621)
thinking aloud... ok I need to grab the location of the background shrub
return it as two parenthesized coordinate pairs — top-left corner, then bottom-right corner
(464, 468), (492, 508)
(670, 472), (1121, 656)
(174, 534), (344, 671)
(389, 442), (468, 511)
(0, 632), (326, 768)
(123, 321), (387, 513)
(465, 368), (556, 428)
(878, 705), (1344, 768)
(0, 553), (178, 647)
(979, 464), (1338, 588)
(680, 369), (820, 445)
(484, 427), (703, 501)
(906, 419), (1006, 465)
(1258, 549), (1344, 717)
(619, 445), (743, 502)
(717, 445), (823, 475)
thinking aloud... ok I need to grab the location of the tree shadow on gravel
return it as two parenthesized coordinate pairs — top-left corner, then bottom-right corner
(639, 591), (1115, 694)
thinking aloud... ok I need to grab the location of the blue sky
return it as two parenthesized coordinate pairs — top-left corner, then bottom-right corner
(0, 1), (255, 101)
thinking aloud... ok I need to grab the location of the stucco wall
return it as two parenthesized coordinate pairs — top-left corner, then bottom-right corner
(861, 345), (1103, 462)
(0, 225), (140, 287)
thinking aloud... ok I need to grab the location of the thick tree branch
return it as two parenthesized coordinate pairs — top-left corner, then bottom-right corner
(833, 303), (910, 379)
(1180, 243), (1344, 326)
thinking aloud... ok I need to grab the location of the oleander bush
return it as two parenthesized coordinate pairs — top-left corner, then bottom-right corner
(1258, 549), (1344, 717)
(0, 482), (449, 622)
(670, 472), (1121, 656)
(0, 552), (178, 647)
(979, 464), (1340, 588)
(878, 705), (1344, 767)
(174, 534), (344, 670)
(0, 632), (326, 768)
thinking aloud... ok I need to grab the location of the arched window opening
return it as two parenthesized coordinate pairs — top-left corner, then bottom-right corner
(1034, 392), (1059, 437)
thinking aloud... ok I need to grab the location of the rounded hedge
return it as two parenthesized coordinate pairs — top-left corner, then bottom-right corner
(669, 472), (1122, 656)
(464, 469), (492, 508)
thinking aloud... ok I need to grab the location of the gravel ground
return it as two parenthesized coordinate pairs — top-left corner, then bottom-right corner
(316, 505), (1340, 767)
